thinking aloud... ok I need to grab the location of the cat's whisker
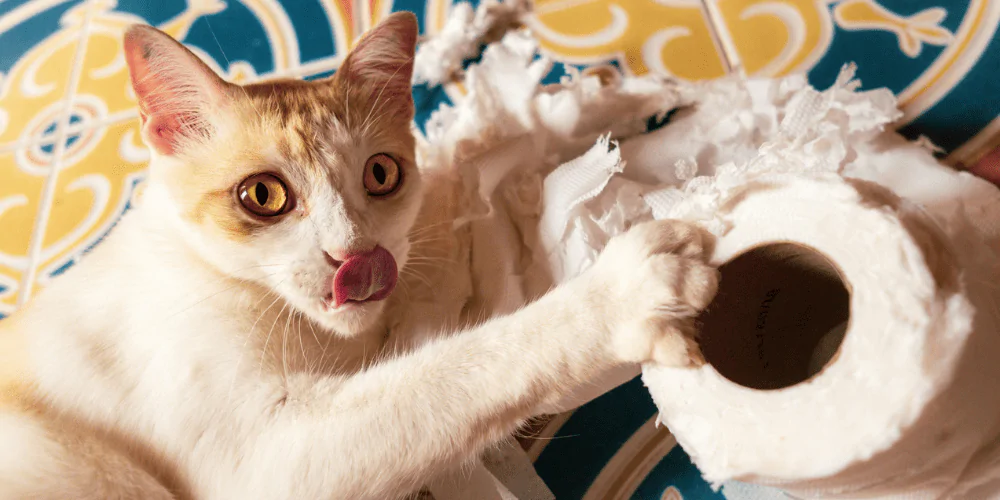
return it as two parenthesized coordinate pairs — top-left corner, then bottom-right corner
(405, 255), (455, 265)
(408, 219), (457, 236)
(361, 336), (369, 372)
(295, 311), (309, 372)
(409, 255), (454, 264)
(400, 268), (433, 289)
(280, 304), (295, 382)
(317, 321), (333, 367)
(408, 232), (453, 245)
(227, 284), (286, 401)
(305, 311), (323, 353)
(397, 279), (415, 302)
(407, 228), (445, 241)
(343, 79), (352, 130)
(405, 262), (459, 283)
(406, 236), (453, 248)
(257, 297), (291, 377)
(401, 261), (441, 276)
(164, 270), (281, 322)
(326, 344), (344, 375)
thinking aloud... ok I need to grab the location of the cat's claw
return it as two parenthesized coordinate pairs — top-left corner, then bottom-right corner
(590, 220), (719, 368)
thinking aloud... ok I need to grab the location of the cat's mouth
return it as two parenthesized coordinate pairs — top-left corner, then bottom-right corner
(321, 246), (398, 310)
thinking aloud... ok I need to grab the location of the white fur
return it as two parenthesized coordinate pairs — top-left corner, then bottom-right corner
(0, 176), (714, 499)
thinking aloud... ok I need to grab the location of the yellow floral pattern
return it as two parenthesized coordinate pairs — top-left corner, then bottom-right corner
(710, 0), (835, 76)
(0, 148), (42, 314)
(834, 0), (953, 58)
(528, 0), (728, 80)
(525, 0), (1000, 169)
(0, 1), (213, 312)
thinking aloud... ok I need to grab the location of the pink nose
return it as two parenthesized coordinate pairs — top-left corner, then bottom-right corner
(332, 246), (398, 307)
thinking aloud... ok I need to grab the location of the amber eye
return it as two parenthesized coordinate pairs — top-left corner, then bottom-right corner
(363, 154), (401, 196)
(238, 173), (291, 216)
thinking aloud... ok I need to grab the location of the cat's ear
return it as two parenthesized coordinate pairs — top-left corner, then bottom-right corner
(124, 25), (229, 156)
(335, 12), (418, 113)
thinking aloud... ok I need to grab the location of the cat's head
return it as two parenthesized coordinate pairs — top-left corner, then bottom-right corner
(123, 13), (422, 336)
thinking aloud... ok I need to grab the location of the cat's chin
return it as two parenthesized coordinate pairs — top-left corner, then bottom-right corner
(310, 298), (387, 337)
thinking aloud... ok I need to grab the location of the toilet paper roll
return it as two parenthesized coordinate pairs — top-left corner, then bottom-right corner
(642, 173), (1000, 499)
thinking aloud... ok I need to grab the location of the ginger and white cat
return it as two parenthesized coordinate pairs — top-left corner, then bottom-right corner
(0, 12), (717, 500)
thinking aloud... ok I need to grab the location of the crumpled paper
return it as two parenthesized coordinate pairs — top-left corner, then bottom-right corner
(417, 26), (684, 319)
(412, 0), (529, 87)
(411, 2), (1000, 499)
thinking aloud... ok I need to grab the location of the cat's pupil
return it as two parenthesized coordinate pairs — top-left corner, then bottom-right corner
(255, 184), (269, 205)
(373, 163), (387, 184)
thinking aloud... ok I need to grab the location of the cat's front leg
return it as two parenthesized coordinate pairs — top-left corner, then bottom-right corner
(215, 220), (717, 500)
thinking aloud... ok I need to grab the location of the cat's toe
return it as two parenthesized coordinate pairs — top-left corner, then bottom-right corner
(651, 322), (705, 368)
(616, 219), (710, 260)
(613, 314), (705, 367)
(683, 261), (719, 312)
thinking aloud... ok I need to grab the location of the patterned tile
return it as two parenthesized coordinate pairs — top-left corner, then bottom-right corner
(0, 141), (57, 318)
(27, 120), (148, 295)
(0, 0), (90, 150)
(706, 0), (1000, 155)
(71, 0), (357, 127)
(367, 0), (659, 133)
(532, 377), (726, 500)
(527, 0), (729, 80)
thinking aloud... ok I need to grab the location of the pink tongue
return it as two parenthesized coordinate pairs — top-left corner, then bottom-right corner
(332, 246), (398, 307)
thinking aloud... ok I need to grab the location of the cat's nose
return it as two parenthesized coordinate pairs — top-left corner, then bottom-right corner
(331, 246), (398, 307)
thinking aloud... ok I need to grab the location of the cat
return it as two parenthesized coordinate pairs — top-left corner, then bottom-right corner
(0, 12), (717, 500)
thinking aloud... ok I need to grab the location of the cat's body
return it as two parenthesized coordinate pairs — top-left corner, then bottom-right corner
(0, 13), (717, 500)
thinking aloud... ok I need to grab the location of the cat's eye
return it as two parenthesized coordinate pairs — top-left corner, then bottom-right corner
(238, 173), (291, 217)
(363, 154), (401, 196)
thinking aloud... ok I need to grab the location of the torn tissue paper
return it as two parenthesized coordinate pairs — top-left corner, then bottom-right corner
(415, 7), (1000, 498)
(551, 68), (1000, 498)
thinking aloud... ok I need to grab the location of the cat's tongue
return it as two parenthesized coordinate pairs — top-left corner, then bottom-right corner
(332, 246), (398, 307)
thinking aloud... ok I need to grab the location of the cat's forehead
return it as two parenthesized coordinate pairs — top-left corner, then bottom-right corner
(232, 78), (412, 165)
(242, 80), (343, 125)
(236, 79), (346, 161)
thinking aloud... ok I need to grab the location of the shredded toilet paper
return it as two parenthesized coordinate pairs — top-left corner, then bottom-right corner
(414, 3), (1000, 499)
(412, 0), (529, 87)
(642, 174), (1000, 498)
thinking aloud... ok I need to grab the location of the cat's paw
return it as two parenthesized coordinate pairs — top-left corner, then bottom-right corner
(591, 220), (718, 367)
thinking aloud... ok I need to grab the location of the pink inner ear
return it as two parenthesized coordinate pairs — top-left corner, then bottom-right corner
(124, 25), (221, 156)
(145, 113), (187, 156)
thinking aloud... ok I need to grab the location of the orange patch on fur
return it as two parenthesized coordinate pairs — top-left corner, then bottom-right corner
(192, 188), (259, 240)
(0, 316), (37, 411)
